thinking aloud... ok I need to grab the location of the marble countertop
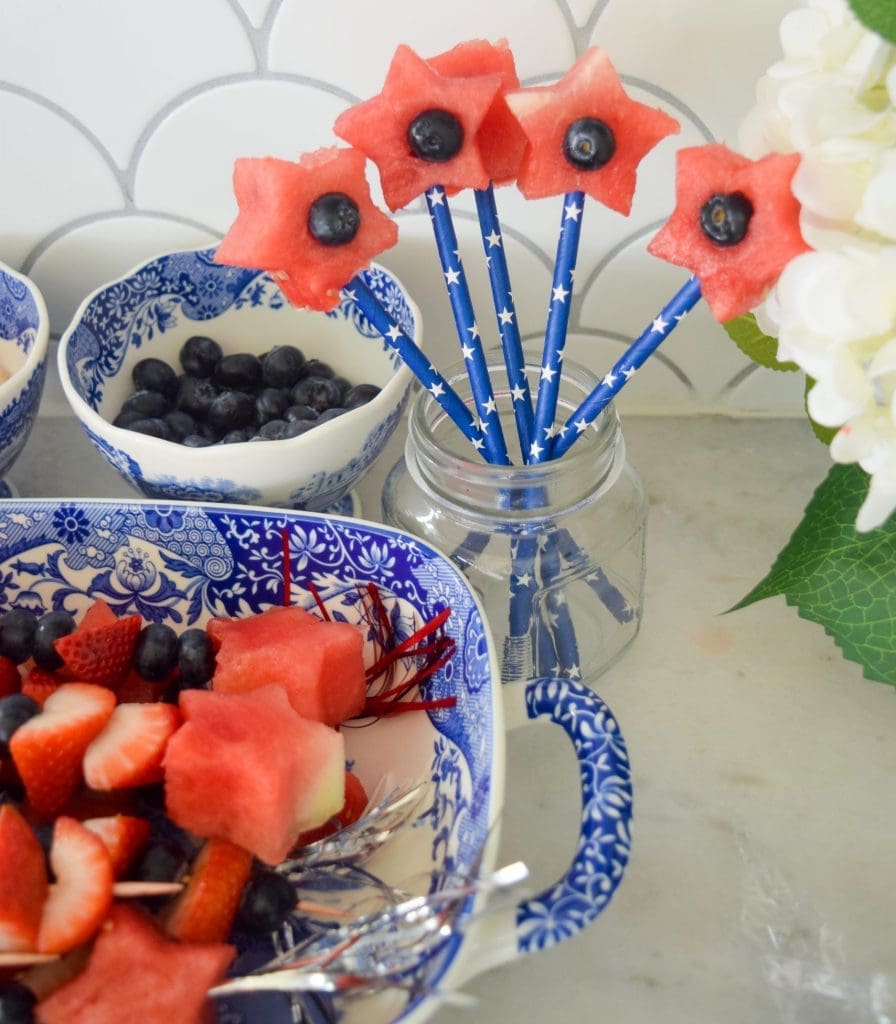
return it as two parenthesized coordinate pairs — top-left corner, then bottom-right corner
(10, 413), (896, 1024)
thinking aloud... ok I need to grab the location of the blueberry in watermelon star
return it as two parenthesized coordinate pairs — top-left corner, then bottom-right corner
(333, 44), (503, 211)
(647, 143), (811, 322)
(214, 147), (398, 311)
(504, 47), (679, 214)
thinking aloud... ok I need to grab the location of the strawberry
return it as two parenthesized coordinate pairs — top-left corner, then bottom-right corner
(10, 683), (116, 817)
(77, 599), (118, 632)
(37, 816), (114, 954)
(53, 614), (141, 687)
(81, 815), (150, 877)
(114, 666), (174, 704)
(21, 664), (64, 708)
(0, 803), (48, 951)
(0, 656), (20, 698)
(83, 703), (181, 791)
(164, 837), (254, 943)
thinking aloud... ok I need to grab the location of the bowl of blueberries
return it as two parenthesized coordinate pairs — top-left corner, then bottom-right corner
(57, 247), (418, 511)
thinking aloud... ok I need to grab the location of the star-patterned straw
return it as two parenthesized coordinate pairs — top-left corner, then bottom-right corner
(553, 143), (810, 458)
(425, 186), (509, 465)
(505, 47), (680, 462)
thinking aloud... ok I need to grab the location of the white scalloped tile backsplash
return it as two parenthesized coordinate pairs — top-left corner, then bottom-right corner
(1, 0), (805, 416)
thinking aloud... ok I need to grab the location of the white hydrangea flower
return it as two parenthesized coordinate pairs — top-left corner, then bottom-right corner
(740, 0), (896, 530)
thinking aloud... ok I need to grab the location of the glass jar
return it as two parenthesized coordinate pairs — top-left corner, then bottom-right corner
(381, 358), (647, 687)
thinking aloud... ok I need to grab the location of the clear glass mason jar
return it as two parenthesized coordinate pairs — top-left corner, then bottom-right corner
(381, 358), (648, 687)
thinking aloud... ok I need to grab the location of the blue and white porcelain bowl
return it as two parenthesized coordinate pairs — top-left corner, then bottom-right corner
(0, 261), (50, 491)
(57, 248), (418, 511)
(0, 498), (632, 1024)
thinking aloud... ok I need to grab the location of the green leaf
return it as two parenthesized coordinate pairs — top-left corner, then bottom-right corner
(723, 314), (799, 372)
(731, 463), (896, 686)
(850, 0), (896, 43)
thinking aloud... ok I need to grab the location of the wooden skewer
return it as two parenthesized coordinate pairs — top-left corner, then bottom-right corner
(0, 952), (60, 967)
(112, 880), (183, 897)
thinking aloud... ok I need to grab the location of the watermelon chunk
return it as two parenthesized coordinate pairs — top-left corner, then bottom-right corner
(36, 903), (234, 1024)
(163, 685), (345, 865)
(504, 47), (679, 214)
(428, 38), (526, 186)
(334, 44), (502, 210)
(215, 147), (398, 311)
(207, 604), (366, 726)
(647, 144), (810, 321)
(0, 803), (48, 951)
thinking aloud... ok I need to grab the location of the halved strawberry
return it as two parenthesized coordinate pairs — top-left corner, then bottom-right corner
(37, 816), (114, 954)
(0, 803), (48, 951)
(83, 703), (182, 791)
(21, 664), (64, 709)
(81, 815), (150, 878)
(53, 614), (141, 688)
(114, 667), (173, 704)
(164, 837), (254, 943)
(77, 599), (117, 633)
(9, 683), (117, 817)
(0, 656), (20, 698)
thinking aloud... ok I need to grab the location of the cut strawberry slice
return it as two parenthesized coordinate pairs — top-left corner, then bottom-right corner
(37, 816), (114, 954)
(54, 614), (141, 687)
(10, 684), (116, 817)
(647, 144), (810, 321)
(81, 815), (150, 878)
(505, 47), (679, 214)
(334, 44), (502, 211)
(0, 656), (20, 698)
(82, 702), (181, 791)
(0, 803), (48, 951)
(163, 837), (254, 944)
(215, 148), (399, 312)
(21, 664), (64, 709)
(77, 599), (117, 633)
(114, 667), (173, 704)
(36, 903), (234, 1024)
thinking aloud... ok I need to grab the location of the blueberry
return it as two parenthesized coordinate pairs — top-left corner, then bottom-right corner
(0, 777), (25, 806)
(307, 192), (361, 246)
(300, 358), (335, 380)
(344, 383), (380, 408)
(0, 610), (37, 665)
(316, 407), (347, 424)
(261, 346), (305, 388)
(283, 419), (316, 438)
(133, 623), (179, 682)
(562, 117), (616, 170)
(163, 409), (199, 442)
(213, 353), (263, 392)
(255, 387), (290, 424)
(700, 192), (754, 246)
(291, 376), (344, 412)
(132, 357), (179, 401)
(208, 390), (257, 433)
(238, 868), (296, 935)
(125, 417), (173, 440)
(113, 407), (147, 429)
(254, 419), (290, 440)
(176, 376), (218, 419)
(284, 403), (319, 423)
(177, 628), (215, 689)
(180, 335), (222, 378)
(407, 109), (464, 162)
(182, 433), (214, 448)
(33, 610), (76, 671)
(119, 389), (171, 421)
(0, 981), (37, 1024)
(132, 838), (189, 883)
(218, 428), (252, 444)
(0, 694), (40, 756)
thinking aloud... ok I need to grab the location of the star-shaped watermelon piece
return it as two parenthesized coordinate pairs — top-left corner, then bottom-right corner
(333, 44), (502, 211)
(504, 47), (679, 214)
(214, 147), (398, 311)
(428, 38), (527, 186)
(647, 144), (811, 322)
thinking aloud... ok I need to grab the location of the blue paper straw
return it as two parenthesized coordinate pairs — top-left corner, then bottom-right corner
(536, 533), (582, 678)
(473, 185), (535, 461)
(425, 186), (510, 467)
(551, 276), (702, 459)
(529, 190), (585, 463)
(344, 275), (490, 457)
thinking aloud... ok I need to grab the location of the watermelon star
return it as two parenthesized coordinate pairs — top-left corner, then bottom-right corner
(214, 147), (398, 312)
(428, 38), (527, 186)
(647, 144), (811, 322)
(333, 44), (503, 211)
(504, 47), (680, 214)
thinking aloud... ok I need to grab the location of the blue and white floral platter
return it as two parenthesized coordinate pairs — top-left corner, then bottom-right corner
(57, 248), (417, 511)
(0, 261), (50, 482)
(0, 498), (632, 1023)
